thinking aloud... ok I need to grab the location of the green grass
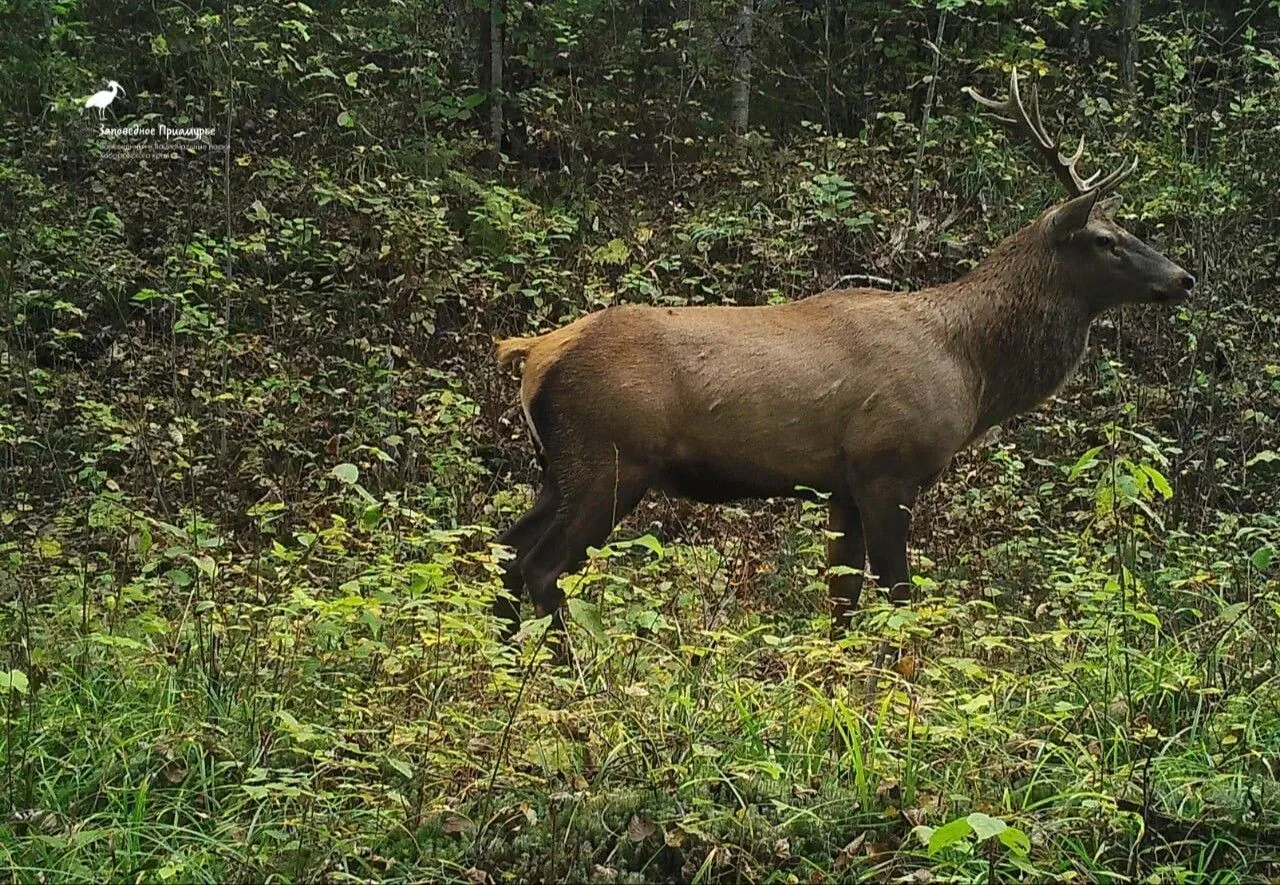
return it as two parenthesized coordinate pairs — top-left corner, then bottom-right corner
(3, 474), (1277, 883)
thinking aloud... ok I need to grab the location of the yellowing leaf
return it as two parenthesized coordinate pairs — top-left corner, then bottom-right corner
(0, 669), (29, 694)
(966, 812), (1007, 841)
(35, 538), (61, 559)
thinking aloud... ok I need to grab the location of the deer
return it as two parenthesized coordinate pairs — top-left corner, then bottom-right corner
(491, 70), (1195, 644)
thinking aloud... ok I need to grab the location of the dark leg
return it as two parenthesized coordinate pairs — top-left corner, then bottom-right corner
(827, 501), (866, 632)
(520, 465), (650, 625)
(854, 477), (919, 700)
(492, 479), (559, 638)
(855, 478), (917, 604)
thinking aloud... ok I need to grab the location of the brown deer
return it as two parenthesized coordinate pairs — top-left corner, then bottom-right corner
(492, 71), (1194, 638)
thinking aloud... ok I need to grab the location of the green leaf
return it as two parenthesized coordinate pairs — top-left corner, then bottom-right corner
(1245, 450), (1279, 467)
(337, 110), (355, 128)
(633, 610), (661, 632)
(166, 568), (192, 587)
(361, 609), (384, 638)
(0, 669), (29, 694)
(513, 614), (553, 644)
(1220, 601), (1247, 622)
(591, 238), (630, 265)
(387, 757), (413, 779)
(1128, 609), (1162, 629)
(1069, 445), (1105, 479)
(998, 826), (1031, 856)
(344, 71), (359, 88)
(567, 598), (607, 643)
(966, 812), (1008, 841)
(332, 463), (359, 484)
(631, 533), (665, 560)
(928, 817), (972, 854)
(1141, 464), (1173, 499)
(1251, 546), (1274, 571)
(88, 633), (145, 650)
(136, 524), (153, 558)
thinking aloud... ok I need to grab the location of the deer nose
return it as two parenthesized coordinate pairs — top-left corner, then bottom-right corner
(1178, 272), (1196, 292)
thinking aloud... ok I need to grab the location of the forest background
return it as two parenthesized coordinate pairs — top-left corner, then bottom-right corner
(2, 0), (1279, 880)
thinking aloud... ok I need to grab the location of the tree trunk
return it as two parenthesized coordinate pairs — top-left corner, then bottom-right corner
(729, 0), (753, 133)
(907, 10), (946, 239)
(476, 0), (490, 104)
(1121, 0), (1141, 90)
(1070, 10), (1088, 63)
(489, 0), (505, 165)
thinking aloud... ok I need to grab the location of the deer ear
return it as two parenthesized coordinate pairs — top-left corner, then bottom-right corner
(1048, 191), (1098, 243)
(1094, 193), (1123, 220)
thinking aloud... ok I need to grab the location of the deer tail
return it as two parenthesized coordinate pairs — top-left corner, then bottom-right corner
(494, 334), (544, 371)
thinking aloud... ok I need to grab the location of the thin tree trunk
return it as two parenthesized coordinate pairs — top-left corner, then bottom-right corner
(730, 0), (753, 133)
(1070, 12), (1086, 64)
(475, 0), (489, 92)
(489, 0), (504, 165)
(1121, 0), (1141, 90)
(907, 10), (946, 238)
(823, 0), (832, 132)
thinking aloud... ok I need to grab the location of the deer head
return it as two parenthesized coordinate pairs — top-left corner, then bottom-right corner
(967, 69), (1195, 309)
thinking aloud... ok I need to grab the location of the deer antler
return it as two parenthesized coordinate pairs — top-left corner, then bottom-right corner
(964, 68), (1137, 198)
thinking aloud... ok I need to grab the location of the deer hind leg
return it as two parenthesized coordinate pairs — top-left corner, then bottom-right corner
(519, 460), (650, 637)
(492, 474), (560, 639)
(827, 500), (866, 634)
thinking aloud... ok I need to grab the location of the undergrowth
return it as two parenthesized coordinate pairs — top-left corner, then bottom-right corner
(2, 445), (1278, 881)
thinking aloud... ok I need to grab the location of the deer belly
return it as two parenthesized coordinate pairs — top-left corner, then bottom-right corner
(655, 437), (835, 503)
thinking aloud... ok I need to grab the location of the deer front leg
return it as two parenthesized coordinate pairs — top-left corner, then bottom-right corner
(854, 476), (920, 699)
(827, 501), (866, 634)
(856, 478), (916, 605)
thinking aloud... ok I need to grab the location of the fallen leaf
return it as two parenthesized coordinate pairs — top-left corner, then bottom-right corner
(441, 812), (470, 837)
(832, 832), (866, 871)
(893, 655), (918, 680)
(161, 757), (189, 785)
(627, 815), (656, 843)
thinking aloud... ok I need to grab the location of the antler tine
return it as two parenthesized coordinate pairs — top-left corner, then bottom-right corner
(1057, 133), (1137, 195)
(967, 67), (1139, 199)
(964, 70), (1020, 126)
(1087, 155), (1139, 194)
(1011, 69), (1055, 153)
(1059, 134), (1101, 192)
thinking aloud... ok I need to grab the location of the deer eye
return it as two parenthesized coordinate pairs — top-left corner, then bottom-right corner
(1095, 234), (1115, 250)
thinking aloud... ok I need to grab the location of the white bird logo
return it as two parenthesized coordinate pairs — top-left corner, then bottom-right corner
(85, 80), (125, 118)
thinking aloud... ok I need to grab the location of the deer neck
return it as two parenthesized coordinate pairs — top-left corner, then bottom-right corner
(940, 237), (1094, 436)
